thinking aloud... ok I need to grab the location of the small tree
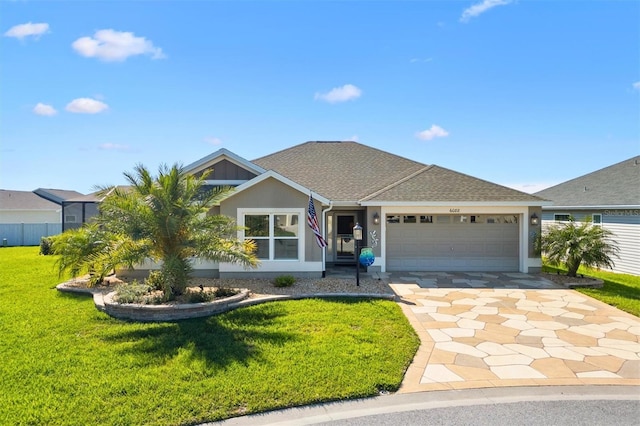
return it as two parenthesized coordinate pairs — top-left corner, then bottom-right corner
(52, 163), (258, 298)
(540, 216), (619, 277)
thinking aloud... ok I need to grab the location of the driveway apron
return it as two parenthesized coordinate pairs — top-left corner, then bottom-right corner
(387, 272), (640, 393)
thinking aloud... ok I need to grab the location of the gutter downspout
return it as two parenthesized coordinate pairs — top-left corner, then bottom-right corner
(321, 203), (334, 278)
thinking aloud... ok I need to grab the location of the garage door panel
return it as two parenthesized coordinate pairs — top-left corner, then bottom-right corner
(386, 215), (519, 272)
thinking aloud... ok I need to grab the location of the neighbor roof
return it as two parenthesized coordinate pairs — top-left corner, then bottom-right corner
(33, 188), (84, 204)
(252, 141), (544, 205)
(535, 156), (640, 207)
(0, 190), (60, 210)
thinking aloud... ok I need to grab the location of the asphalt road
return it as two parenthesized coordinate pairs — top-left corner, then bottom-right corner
(208, 386), (640, 426)
(314, 400), (639, 425)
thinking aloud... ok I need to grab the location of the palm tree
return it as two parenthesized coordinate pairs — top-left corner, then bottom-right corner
(53, 163), (257, 299)
(541, 216), (619, 277)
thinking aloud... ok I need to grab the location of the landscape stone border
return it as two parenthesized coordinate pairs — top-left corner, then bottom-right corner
(56, 280), (395, 322)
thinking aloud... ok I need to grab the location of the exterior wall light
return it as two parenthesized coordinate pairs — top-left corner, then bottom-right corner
(353, 222), (363, 286)
(372, 212), (380, 225)
(530, 213), (539, 226)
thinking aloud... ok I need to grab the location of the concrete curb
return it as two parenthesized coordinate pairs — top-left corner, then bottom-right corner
(205, 385), (640, 425)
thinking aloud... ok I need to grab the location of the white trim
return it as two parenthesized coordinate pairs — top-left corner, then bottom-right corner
(592, 213), (602, 226)
(221, 261), (323, 273)
(238, 208), (305, 262)
(361, 201), (552, 207)
(225, 170), (331, 205)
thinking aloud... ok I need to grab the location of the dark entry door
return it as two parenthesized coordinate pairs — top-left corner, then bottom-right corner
(335, 214), (356, 263)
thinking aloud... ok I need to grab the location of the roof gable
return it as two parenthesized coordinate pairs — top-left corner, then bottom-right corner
(184, 148), (265, 178)
(535, 156), (640, 207)
(221, 170), (330, 205)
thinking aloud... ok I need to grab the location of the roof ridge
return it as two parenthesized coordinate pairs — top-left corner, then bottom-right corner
(535, 155), (640, 195)
(359, 165), (434, 202)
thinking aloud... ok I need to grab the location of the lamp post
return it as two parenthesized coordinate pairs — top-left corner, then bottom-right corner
(353, 222), (362, 286)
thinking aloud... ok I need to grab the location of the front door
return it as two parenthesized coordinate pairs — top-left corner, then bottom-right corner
(334, 214), (357, 263)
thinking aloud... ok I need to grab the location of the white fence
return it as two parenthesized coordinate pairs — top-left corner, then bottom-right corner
(0, 223), (62, 246)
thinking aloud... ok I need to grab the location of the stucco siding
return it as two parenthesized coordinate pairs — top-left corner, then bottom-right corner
(219, 177), (324, 276)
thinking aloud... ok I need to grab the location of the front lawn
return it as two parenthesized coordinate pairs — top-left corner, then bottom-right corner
(542, 264), (640, 317)
(0, 247), (419, 425)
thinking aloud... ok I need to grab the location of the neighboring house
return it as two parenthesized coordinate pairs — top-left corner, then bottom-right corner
(535, 155), (640, 276)
(172, 141), (547, 278)
(0, 188), (83, 246)
(61, 191), (104, 232)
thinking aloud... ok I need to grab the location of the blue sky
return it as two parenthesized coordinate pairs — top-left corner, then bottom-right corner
(1, 0), (638, 195)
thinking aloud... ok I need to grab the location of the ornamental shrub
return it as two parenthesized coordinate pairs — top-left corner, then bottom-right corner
(273, 275), (296, 287)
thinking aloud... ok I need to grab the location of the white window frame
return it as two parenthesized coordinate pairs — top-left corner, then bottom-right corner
(239, 208), (305, 262)
(592, 213), (602, 226)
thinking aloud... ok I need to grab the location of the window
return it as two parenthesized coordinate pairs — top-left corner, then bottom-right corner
(403, 215), (416, 223)
(65, 215), (77, 223)
(554, 214), (571, 222)
(420, 215), (433, 223)
(386, 215), (400, 224)
(244, 212), (300, 260)
(470, 215), (483, 223)
(592, 214), (602, 226)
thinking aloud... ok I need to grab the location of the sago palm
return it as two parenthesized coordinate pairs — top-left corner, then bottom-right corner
(541, 217), (619, 277)
(53, 163), (257, 298)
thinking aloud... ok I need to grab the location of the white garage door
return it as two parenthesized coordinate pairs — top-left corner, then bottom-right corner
(386, 214), (519, 271)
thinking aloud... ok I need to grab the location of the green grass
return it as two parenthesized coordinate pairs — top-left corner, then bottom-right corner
(0, 247), (419, 425)
(542, 264), (640, 317)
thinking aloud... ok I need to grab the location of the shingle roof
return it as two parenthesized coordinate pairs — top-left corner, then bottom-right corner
(362, 165), (545, 203)
(252, 141), (426, 202)
(33, 188), (84, 204)
(535, 156), (640, 206)
(0, 190), (60, 210)
(252, 141), (544, 204)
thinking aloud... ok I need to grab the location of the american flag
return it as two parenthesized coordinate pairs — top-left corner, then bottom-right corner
(307, 194), (327, 248)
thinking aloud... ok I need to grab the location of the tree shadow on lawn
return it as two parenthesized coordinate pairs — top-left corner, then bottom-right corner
(101, 302), (296, 368)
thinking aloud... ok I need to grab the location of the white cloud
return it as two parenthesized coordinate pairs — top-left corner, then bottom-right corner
(416, 125), (449, 141)
(410, 57), (433, 63)
(204, 136), (223, 145)
(633, 81), (640, 91)
(460, 0), (512, 23)
(99, 143), (130, 151)
(314, 84), (362, 103)
(4, 22), (49, 40)
(65, 98), (109, 114)
(347, 135), (359, 142)
(72, 29), (165, 62)
(33, 103), (57, 116)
